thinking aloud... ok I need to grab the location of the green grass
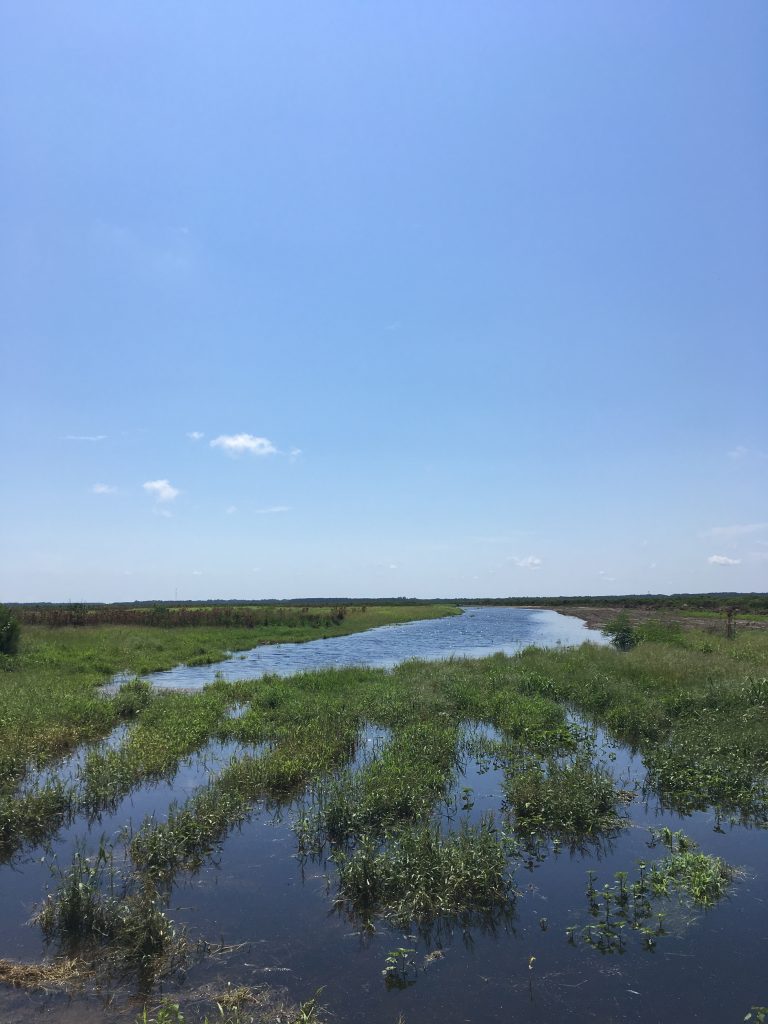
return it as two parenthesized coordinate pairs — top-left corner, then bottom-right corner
(333, 817), (515, 927)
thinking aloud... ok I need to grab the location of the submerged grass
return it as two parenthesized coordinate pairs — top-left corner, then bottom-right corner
(36, 837), (188, 982)
(131, 716), (359, 881)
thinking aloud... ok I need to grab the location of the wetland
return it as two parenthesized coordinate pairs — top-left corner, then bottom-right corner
(0, 603), (766, 1023)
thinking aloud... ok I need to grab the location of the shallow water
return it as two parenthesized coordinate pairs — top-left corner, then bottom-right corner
(2, 716), (766, 1023)
(136, 606), (604, 690)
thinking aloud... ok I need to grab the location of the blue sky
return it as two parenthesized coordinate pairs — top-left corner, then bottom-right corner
(1, 2), (766, 602)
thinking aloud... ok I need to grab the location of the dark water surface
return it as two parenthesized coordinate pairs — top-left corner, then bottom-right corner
(140, 606), (604, 689)
(2, 610), (765, 1023)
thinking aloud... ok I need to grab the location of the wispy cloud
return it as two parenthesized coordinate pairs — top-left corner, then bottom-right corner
(186, 431), (204, 441)
(210, 434), (277, 456)
(703, 523), (768, 539)
(727, 445), (767, 462)
(226, 506), (238, 515)
(509, 555), (542, 569)
(254, 505), (290, 515)
(65, 434), (107, 442)
(289, 447), (302, 461)
(599, 570), (617, 582)
(143, 479), (180, 502)
(708, 554), (742, 566)
(191, 570), (203, 576)
(91, 483), (117, 494)
(728, 445), (749, 461)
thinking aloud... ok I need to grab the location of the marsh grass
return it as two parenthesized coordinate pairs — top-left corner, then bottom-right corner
(0, 605), (455, 799)
(131, 717), (359, 881)
(333, 817), (516, 927)
(298, 722), (459, 850)
(0, 778), (72, 858)
(37, 838), (188, 981)
(503, 749), (627, 839)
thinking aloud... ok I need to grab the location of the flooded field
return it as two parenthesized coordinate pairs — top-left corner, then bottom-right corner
(1, 610), (766, 1023)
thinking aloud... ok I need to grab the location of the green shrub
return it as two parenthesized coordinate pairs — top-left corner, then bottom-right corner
(0, 605), (20, 655)
(601, 612), (638, 651)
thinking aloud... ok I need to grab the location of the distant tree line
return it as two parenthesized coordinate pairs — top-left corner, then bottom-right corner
(8, 592), (767, 626)
(468, 593), (768, 613)
(10, 603), (349, 629)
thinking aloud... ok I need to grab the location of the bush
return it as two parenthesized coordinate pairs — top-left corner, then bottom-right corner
(601, 612), (638, 651)
(0, 605), (20, 655)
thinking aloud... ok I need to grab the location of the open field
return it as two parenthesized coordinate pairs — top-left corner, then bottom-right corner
(552, 603), (768, 634)
(0, 606), (766, 1022)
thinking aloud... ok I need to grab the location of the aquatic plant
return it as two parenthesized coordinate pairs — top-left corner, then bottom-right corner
(572, 829), (736, 953)
(37, 838), (185, 977)
(503, 749), (626, 839)
(333, 817), (516, 927)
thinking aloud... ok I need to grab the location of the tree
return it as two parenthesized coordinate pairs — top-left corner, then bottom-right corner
(601, 612), (638, 652)
(0, 605), (20, 655)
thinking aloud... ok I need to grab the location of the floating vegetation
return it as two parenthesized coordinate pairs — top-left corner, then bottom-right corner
(646, 827), (735, 906)
(0, 956), (92, 991)
(570, 828), (736, 953)
(135, 985), (326, 1023)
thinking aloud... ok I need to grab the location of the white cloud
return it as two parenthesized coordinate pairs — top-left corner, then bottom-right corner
(186, 431), (204, 441)
(191, 570), (203, 576)
(91, 483), (117, 494)
(708, 554), (742, 566)
(727, 445), (749, 461)
(703, 523), (768, 539)
(289, 447), (302, 460)
(510, 555), (542, 569)
(226, 506), (238, 515)
(254, 505), (290, 515)
(210, 434), (277, 456)
(143, 479), (180, 502)
(389, 563), (398, 570)
(727, 445), (768, 462)
(65, 434), (107, 442)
